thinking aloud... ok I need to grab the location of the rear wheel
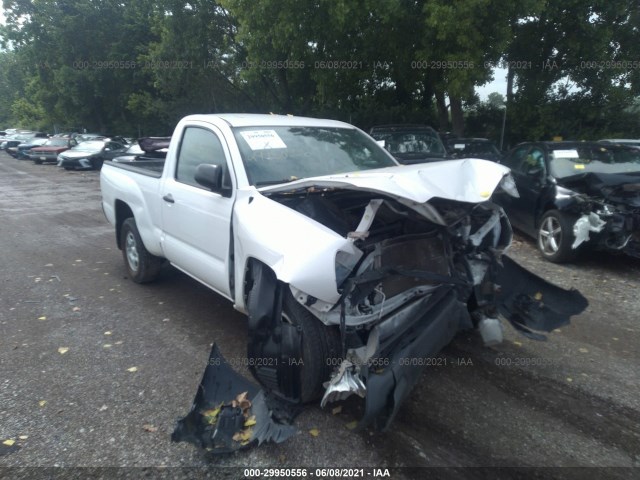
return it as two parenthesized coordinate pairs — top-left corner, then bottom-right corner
(537, 210), (577, 263)
(120, 217), (164, 283)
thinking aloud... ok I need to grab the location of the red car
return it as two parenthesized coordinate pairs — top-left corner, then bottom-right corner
(29, 137), (78, 164)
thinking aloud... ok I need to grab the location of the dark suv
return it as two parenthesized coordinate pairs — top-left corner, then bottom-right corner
(369, 124), (448, 164)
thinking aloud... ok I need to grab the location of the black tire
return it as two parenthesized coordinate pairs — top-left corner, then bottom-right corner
(91, 157), (104, 170)
(120, 217), (164, 283)
(282, 289), (341, 403)
(34, 159), (42, 165)
(537, 209), (578, 263)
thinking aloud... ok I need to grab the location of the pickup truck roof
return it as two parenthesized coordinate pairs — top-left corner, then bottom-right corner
(184, 113), (352, 129)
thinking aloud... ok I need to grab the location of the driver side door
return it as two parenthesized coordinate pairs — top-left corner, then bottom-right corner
(160, 125), (235, 298)
(507, 145), (548, 236)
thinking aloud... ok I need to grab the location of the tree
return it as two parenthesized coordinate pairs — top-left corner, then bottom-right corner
(503, 0), (640, 141)
(1, 0), (161, 133)
(420, 0), (539, 135)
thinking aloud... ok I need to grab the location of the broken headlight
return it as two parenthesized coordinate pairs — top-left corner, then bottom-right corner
(499, 173), (520, 198)
(335, 249), (362, 287)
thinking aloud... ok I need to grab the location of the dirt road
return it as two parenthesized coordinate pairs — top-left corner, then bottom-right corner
(1, 153), (638, 479)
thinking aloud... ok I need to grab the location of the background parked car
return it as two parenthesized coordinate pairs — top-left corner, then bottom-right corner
(73, 133), (130, 144)
(445, 137), (503, 161)
(0, 131), (47, 150)
(29, 137), (78, 164)
(492, 141), (640, 262)
(369, 124), (449, 164)
(74, 133), (105, 143)
(8, 138), (49, 159)
(57, 140), (128, 170)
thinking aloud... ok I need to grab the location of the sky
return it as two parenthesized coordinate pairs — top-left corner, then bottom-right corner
(476, 68), (509, 100)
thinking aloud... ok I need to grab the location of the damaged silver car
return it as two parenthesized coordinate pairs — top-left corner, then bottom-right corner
(494, 141), (640, 262)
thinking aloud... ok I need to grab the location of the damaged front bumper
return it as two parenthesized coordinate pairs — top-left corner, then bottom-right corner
(571, 209), (640, 256)
(320, 254), (588, 431)
(352, 286), (471, 430)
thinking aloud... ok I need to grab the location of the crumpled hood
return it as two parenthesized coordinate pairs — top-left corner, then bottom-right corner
(560, 172), (640, 208)
(259, 159), (511, 204)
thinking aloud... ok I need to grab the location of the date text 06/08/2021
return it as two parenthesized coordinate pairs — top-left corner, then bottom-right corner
(243, 467), (392, 478)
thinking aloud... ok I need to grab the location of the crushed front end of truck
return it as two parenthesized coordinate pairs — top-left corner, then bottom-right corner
(173, 160), (588, 451)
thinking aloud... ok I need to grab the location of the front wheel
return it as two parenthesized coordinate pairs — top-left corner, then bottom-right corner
(120, 217), (164, 283)
(537, 210), (578, 263)
(281, 290), (341, 403)
(91, 157), (104, 170)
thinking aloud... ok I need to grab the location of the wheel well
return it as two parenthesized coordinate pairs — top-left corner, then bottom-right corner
(115, 200), (134, 250)
(243, 258), (273, 306)
(535, 203), (556, 229)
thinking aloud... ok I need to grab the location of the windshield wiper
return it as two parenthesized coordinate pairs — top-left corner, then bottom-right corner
(254, 176), (300, 187)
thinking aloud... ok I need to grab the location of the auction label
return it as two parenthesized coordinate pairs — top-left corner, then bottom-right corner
(243, 467), (392, 478)
(240, 130), (287, 150)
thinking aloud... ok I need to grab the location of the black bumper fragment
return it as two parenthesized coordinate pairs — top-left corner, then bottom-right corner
(496, 255), (588, 339)
(172, 344), (296, 454)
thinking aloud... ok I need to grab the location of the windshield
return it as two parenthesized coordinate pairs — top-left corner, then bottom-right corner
(450, 141), (500, 156)
(45, 138), (69, 147)
(11, 134), (32, 141)
(232, 126), (397, 186)
(371, 130), (445, 157)
(71, 141), (104, 152)
(77, 134), (103, 142)
(550, 145), (640, 178)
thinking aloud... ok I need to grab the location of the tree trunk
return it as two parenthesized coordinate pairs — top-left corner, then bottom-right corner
(434, 88), (449, 131)
(506, 66), (514, 104)
(449, 94), (464, 136)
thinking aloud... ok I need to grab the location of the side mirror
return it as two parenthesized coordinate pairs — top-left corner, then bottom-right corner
(195, 163), (223, 193)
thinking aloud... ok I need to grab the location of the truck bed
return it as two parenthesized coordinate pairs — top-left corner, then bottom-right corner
(104, 159), (164, 178)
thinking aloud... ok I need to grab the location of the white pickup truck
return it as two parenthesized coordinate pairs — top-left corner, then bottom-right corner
(101, 114), (587, 432)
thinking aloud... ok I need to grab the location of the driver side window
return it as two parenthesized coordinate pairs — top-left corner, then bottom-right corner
(176, 127), (228, 189)
(521, 147), (546, 175)
(502, 145), (529, 170)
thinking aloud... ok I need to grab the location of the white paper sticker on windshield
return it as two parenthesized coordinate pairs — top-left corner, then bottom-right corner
(240, 130), (287, 150)
(552, 149), (579, 158)
(376, 139), (386, 147)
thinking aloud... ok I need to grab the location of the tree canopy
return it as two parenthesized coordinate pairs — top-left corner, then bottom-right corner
(1, 0), (638, 144)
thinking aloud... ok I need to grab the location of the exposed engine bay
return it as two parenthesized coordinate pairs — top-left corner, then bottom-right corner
(557, 172), (640, 255)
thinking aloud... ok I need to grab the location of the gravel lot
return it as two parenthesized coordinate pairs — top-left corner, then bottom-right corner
(1, 152), (639, 479)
